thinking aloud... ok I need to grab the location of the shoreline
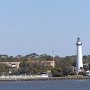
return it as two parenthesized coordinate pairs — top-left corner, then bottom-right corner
(0, 75), (89, 81)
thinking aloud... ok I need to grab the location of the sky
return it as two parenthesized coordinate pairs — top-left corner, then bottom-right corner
(0, 0), (90, 56)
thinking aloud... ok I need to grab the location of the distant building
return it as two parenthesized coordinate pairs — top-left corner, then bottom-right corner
(46, 61), (55, 68)
(1, 62), (20, 69)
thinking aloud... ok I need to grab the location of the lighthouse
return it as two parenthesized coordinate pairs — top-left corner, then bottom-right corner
(76, 38), (83, 74)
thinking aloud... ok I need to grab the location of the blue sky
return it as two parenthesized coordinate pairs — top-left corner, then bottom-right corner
(0, 0), (90, 56)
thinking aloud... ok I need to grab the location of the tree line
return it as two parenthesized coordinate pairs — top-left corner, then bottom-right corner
(0, 53), (90, 76)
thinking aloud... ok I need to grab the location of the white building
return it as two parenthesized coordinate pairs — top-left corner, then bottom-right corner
(2, 62), (20, 69)
(76, 38), (83, 74)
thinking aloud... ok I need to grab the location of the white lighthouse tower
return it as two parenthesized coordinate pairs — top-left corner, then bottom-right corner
(76, 38), (83, 74)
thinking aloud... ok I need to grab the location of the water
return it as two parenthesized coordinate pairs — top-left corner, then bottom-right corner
(0, 80), (90, 90)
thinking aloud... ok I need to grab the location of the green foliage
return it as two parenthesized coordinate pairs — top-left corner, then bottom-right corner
(0, 63), (9, 75)
(63, 67), (73, 76)
(18, 60), (50, 75)
(39, 54), (53, 61)
(51, 67), (63, 77)
(19, 61), (30, 74)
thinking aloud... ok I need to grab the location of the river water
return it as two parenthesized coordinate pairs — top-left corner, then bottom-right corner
(0, 80), (90, 90)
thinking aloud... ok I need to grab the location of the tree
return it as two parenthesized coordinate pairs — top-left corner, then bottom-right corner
(51, 67), (63, 77)
(0, 63), (9, 75)
(39, 54), (53, 61)
(19, 61), (30, 74)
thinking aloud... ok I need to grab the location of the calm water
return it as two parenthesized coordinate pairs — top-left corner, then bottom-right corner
(0, 80), (90, 90)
